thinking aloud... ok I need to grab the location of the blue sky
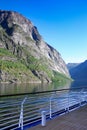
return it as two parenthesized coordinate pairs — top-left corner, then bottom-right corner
(0, 0), (87, 63)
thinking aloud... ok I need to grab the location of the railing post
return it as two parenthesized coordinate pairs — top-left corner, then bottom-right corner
(79, 89), (84, 106)
(41, 111), (46, 126)
(67, 93), (69, 112)
(19, 97), (27, 130)
(79, 91), (82, 106)
(50, 97), (52, 119)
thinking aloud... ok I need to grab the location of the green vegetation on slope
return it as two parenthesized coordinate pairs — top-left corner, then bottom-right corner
(52, 71), (71, 84)
(0, 48), (70, 83)
(0, 60), (40, 83)
(0, 48), (14, 57)
(0, 48), (40, 83)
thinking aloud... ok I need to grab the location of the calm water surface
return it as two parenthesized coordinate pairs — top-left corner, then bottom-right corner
(0, 81), (72, 95)
(0, 80), (87, 95)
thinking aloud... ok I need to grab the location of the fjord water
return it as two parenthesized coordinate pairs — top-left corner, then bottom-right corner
(0, 81), (87, 95)
(0, 81), (71, 95)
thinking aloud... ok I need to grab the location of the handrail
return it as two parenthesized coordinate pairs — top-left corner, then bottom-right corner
(0, 88), (87, 130)
(19, 97), (27, 130)
(0, 87), (87, 97)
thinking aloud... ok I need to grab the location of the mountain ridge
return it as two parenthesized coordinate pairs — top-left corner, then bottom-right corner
(69, 60), (87, 81)
(0, 10), (70, 83)
(67, 63), (80, 70)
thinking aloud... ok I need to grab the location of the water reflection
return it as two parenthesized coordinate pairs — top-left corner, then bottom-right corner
(0, 81), (71, 95)
(71, 81), (87, 88)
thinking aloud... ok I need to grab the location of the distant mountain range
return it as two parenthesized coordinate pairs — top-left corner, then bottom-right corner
(67, 60), (87, 82)
(0, 10), (70, 83)
(67, 63), (80, 70)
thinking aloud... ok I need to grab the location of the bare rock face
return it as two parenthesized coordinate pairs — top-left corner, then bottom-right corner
(0, 10), (70, 83)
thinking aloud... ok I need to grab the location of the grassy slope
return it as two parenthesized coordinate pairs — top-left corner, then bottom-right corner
(0, 48), (70, 83)
(0, 48), (40, 83)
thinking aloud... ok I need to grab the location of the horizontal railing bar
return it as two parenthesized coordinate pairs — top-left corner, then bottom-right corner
(0, 99), (22, 104)
(23, 107), (48, 114)
(24, 108), (47, 118)
(0, 96), (24, 100)
(23, 110), (40, 116)
(0, 111), (19, 118)
(0, 107), (20, 113)
(23, 103), (49, 109)
(23, 107), (40, 113)
(0, 118), (19, 127)
(0, 114), (20, 122)
(1, 95), (81, 107)
(0, 97), (83, 112)
(0, 105), (49, 118)
(0, 122), (19, 130)
(24, 102), (49, 108)
(25, 106), (49, 113)
(23, 113), (40, 120)
(1, 87), (87, 97)
(25, 99), (49, 104)
(24, 99), (49, 105)
(24, 103), (49, 108)
(0, 116), (19, 122)
(23, 115), (41, 123)
(0, 103), (21, 108)
(23, 107), (49, 117)
(22, 117), (41, 128)
(0, 100), (79, 111)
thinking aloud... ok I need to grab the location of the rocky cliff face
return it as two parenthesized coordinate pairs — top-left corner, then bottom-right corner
(0, 10), (70, 83)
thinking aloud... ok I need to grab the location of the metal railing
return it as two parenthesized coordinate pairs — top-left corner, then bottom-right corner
(0, 88), (87, 130)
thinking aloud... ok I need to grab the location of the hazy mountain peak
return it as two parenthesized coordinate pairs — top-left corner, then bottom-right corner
(69, 60), (87, 81)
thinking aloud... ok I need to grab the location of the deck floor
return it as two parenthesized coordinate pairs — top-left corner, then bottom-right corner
(27, 105), (87, 130)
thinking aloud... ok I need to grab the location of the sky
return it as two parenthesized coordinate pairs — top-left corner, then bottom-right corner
(0, 0), (87, 63)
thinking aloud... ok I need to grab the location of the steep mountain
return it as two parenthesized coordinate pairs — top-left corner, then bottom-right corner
(70, 60), (87, 81)
(0, 10), (70, 83)
(67, 63), (80, 70)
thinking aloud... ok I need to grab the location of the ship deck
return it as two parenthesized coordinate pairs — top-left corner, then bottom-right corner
(28, 105), (87, 130)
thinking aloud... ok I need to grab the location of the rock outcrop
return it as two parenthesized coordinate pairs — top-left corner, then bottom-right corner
(0, 10), (70, 83)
